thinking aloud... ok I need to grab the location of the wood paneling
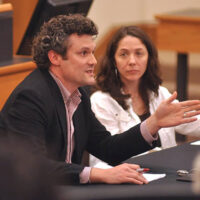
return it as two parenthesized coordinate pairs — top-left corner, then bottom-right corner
(155, 9), (200, 53)
(0, 2), (12, 12)
(2, 0), (38, 54)
(0, 61), (36, 109)
(0, 3), (13, 61)
(156, 20), (200, 53)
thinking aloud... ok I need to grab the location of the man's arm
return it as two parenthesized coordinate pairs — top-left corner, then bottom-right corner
(2, 89), (84, 185)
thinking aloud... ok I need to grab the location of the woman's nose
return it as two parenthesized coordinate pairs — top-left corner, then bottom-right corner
(129, 54), (136, 65)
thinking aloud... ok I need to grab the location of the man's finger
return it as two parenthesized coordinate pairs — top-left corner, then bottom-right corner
(165, 91), (177, 104)
(180, 100), (200, 107)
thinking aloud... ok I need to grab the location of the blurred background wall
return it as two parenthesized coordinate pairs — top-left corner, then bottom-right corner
(0, 0), (199, 100)
(88, 0), (200, 42)
(88, 0), (200, 100)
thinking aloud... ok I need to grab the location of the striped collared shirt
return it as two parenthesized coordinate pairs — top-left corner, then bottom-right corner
(49, 71), (81, 163)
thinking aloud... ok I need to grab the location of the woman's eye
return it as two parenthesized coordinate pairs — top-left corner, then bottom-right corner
(120, 52), (127, 57)
(136, 51), (144, 56)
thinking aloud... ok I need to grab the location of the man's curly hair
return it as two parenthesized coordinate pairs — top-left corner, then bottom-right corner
(32, 14), (98, 70)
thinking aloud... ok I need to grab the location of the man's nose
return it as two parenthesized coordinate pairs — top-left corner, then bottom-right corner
(89, 54), (97, 65)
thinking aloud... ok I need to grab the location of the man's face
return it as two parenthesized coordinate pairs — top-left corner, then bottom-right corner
(51, 33), (97, 93)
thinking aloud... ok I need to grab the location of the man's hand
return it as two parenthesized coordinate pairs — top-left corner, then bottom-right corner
(146, 91), (200, 135)
(89, 163), (148, 184)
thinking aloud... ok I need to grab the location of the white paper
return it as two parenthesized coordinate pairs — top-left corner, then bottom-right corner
(143, 173), (166, 182)
(190, 140), (200, 145)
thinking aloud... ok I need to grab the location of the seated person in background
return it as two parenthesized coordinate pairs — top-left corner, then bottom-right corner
(90, 25), (200, 168)
(1, 15), (200, 185)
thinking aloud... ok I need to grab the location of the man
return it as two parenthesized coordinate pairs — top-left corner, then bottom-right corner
(1, 14), (200, 185)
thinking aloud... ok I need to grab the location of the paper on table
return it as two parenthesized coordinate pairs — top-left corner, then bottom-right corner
(143, 173), (166, 182)
(190, 140), (200, 145)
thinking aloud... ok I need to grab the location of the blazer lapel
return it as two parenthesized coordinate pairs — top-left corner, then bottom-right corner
(72, 100), (88, 163)
(41, 70), (68, 148)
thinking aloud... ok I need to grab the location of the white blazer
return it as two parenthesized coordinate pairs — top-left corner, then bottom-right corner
(90, 86), (200, 167)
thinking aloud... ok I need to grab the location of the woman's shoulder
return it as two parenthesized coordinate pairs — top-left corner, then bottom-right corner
(90, 90), (122, 110)
(149, 86), (172, 102)
(158, 86), (172, 95)
(90, 91), (113, 101)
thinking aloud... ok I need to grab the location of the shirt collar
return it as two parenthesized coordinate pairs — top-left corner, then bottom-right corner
(49, 70), (81, 103)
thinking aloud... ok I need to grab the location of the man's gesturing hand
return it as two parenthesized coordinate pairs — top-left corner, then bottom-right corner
(146, 92), (200, 135)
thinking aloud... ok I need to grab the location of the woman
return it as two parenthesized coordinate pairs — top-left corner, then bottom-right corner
(90, 26), (200, 168)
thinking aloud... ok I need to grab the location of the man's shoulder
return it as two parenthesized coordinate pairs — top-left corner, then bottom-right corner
(6, 69), (58, 104)
(22, 68), (48, 85)
(2, 69), (60, 114)
(16, 69), (54, 93)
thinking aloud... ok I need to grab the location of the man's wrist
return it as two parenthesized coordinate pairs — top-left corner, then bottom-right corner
(146, 114), (160, 135)
(89, 167), (107, 183)
(80, 167), (91, 184)
(140, 120), (158, 145)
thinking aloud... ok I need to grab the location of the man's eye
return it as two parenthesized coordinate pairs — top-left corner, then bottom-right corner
(81, 51), (88, 56)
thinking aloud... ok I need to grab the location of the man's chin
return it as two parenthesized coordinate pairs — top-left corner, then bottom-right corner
(86, 78), (96, 86)
(80, 79), (95, 87)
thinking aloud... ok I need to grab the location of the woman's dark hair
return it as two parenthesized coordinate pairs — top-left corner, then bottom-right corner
(95, 26), (162, 110)
(32, 14), (98, 70)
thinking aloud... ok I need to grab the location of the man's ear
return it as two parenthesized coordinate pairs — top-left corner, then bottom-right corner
(48, 50), (61, 66)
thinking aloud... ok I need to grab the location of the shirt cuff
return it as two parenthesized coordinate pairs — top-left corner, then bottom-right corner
(140, 120), (158, 146)
(79, 167), (91, 184)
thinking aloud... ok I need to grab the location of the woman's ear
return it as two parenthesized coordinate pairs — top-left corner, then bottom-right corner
(48, 50), (61, 66)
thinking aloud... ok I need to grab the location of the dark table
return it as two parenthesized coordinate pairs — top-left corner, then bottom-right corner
(59, 142), (200, 200)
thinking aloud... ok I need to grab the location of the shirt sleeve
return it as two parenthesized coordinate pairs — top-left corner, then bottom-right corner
(140, 120), (158, 146)
(79, 167), (91, 184)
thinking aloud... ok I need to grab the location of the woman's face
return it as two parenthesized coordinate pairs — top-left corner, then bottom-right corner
(114, 35), (148, 85)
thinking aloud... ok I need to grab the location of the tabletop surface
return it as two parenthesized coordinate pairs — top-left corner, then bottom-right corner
(59, 142), (200, 200)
